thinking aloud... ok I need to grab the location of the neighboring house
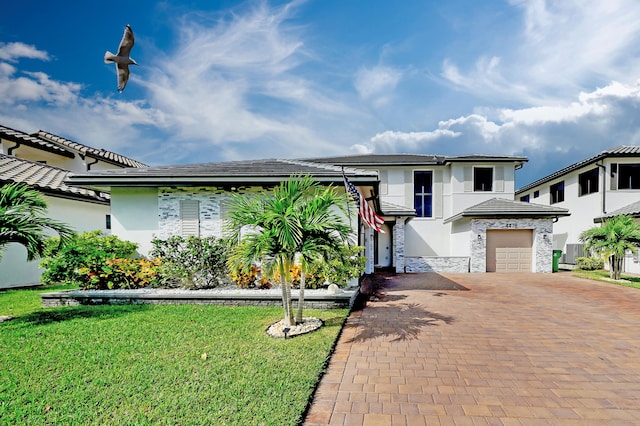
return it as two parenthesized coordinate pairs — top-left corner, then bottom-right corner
(67, 153), (570, 275)
(515, 145), (640, 273)
(0, 124), (146, 288)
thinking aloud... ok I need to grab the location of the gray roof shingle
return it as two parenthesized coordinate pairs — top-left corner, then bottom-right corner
(34, 130), (147, 168)
(516, 145), (640, 194)
(66, 158), (379, 187)
(306, 153), (527, 166)
(0, 154), (109, 203)
(0, 125), (74, 158)
(595, 200), (640, 222)
(444, 198), (570, 223)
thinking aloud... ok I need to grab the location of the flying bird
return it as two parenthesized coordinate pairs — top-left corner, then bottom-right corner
(104, 24), (137, 93)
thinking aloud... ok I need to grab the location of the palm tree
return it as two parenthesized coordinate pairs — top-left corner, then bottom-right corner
(580, 214), (640, 280)
(0, 182), (75, 261)
(225, 175), (353, 327)
(294, 185), (352, 323)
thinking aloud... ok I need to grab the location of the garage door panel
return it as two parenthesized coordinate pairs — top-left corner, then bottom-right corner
(487, 230), (533, 272)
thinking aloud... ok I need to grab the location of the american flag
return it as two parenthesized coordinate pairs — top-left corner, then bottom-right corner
(344, 175), (386, 233)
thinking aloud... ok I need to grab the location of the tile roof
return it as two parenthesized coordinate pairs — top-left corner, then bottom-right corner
(594, 200), (640, 222)
(516, 145), (640, 194)
(305, 153), (528, 166)
(0, 124), (73, 158)
(444, 197), (570, 223)
(0, 154), (109, 203)
(66, 158), (379, 187)
(381, 201), (416, 216)
(34, 130), (147, 168)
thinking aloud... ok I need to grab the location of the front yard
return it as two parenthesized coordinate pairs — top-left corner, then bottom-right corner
(0, 286), (348, 425)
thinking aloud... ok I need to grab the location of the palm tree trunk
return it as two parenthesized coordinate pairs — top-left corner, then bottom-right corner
(295, 270), (306, 324)
(279, 260), (294, 326)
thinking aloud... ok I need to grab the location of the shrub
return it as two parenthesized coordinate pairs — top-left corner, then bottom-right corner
(40, 231), (138, 286)
(575, 256), (604, 271)
(150, 236), (229, 288)
(312, 245), (367, 287)
(228, 264), (271, 289)
(80, 257), (163, 289)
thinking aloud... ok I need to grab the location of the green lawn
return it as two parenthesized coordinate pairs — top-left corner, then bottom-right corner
(0, 286), (348, 425)
(572, 269), (640, 289)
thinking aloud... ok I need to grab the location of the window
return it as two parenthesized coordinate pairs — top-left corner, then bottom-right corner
(520, 194), (530, 202)
(105, 214), (111, 230)
(414, 171), (433, 218)
(533, 190), (539, 198)
(550, 181), (565, 204)
(618, 163), (640, 189)
(180, 200), (200, 236)
(578, 168), (599, 196)
(474, 167), (493, 191)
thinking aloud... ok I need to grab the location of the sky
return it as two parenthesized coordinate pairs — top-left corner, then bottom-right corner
(2, 0), (640, 188)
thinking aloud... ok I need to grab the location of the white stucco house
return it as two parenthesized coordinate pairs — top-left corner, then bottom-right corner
(67, 153), (570, 275)
(516, 145), (640, 274)
(0, 124), (146, 288)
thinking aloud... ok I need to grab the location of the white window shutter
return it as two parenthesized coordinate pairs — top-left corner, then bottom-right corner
(463, 167), (472, 192)
(180, 200), (200, 237)
(434, 170), (443, 218)
(495, 166), (504, 192)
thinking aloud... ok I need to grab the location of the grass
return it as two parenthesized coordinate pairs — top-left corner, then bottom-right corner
(572, 269), (640, 289)
(0, 286), (349, 425)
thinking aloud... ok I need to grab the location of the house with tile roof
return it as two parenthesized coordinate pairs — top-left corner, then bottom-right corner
(67, 153), (570, 275)
(515, 145), (640, 274)
(0, 124), (146, 288)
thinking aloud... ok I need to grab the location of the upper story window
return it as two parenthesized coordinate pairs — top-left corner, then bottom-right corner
(550, 181), (565, 204)
(414, 171), (433, 218)
(520, 194), (530, 202)
(615, 163), (640, 189)
(533, 190), (539, 198)
(473, 167), (493, 191)
(578, 168), (599, 196)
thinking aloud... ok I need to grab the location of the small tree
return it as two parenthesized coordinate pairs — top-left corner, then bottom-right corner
(0, 182), (74, 261)
(580, 214), (640, 280)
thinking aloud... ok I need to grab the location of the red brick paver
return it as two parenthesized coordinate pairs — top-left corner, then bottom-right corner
(304, 272), (640, 425)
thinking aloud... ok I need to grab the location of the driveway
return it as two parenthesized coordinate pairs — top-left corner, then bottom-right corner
(304, 272), (640, 425)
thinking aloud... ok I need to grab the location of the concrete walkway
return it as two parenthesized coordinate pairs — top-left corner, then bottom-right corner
(304, 272), (640, 425)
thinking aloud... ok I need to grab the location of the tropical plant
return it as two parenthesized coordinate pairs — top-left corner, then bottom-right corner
(40, 230), (138, 286)
(0, 182), (74, 261)
(150, 236), (229, 288)
(225, 175), (354, 327)
(579, 214), (640, 280)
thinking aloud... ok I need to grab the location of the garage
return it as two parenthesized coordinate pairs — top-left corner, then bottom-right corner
(486, 229), (533, 272)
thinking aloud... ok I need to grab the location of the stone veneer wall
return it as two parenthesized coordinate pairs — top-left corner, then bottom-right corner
(405, 256), (470, 273)
(158, 187), (228, 238)
(470, 218), (553, 273)
(394, 219), (406, 273)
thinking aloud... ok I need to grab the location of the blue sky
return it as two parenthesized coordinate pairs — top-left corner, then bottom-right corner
(2, 0), (640, 187)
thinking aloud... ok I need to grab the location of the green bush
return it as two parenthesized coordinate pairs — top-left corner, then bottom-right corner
(150, 236), (229, 288)
(575, 256), (604, 271)
(80, 257), (163, 289)
(312, 245), (367, 286)
(40, 231), (138, 286)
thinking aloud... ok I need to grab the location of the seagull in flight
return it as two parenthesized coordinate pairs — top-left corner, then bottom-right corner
(104, 24), (137, 93)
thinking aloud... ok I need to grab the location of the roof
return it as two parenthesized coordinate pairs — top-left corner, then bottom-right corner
(0, 124), (147, 169)
(516, 145), (640, 194)
(66, 158), (379, 188)
(35, 130), (147, 168)
(381, 200), (416, 217)
(444, 198), (570, 223)
(0, 154), (109, 204)
(594, 200), (640, 223)
(306, 153), (528, 166)
(0, 124), (74, 158)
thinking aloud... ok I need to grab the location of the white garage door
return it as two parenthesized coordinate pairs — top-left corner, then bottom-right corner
(486, 230), (533, 272)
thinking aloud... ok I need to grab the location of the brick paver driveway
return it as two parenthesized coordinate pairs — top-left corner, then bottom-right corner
(304, 272), (640, 425)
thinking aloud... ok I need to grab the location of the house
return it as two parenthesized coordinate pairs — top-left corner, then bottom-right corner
(0, 124), (146, 288)
(67, 153), (570, 275)
(515, 145), (640, 274)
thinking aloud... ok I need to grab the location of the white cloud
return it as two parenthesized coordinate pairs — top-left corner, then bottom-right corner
(354, 65), (402, 106)
(364, 80), (640, 161)
(0, 42), (49, 62)
(441, 0), (640, 104)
